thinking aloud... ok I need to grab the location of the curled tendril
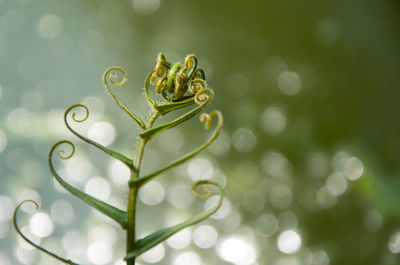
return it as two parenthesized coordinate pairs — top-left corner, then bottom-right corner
(194, 88), (213, 105)
(49, 140), (128, 228)
(145, 70), (158, 107)
(52, 140), (75, 160)
(193, 68), (206, 80)
(174, 68), (188, 98)
(64, 104), (134, 168)
(189, 78), (207, 94)
(150, 71), (159, 85)
(109, 68), (127, 86)
(191, 181), (212, 198)
(13, 200), (79, 265)
(182, 54), (198, 80)
(184, 54), (197, 70)
(173, 54), (198, 98)
(199, 111), (217, 129)
(151, 53), (171, 94)
(103, 67), (145, 128)
(68, 104), (89, 123)
(156, 76), (168, 94)
(56, 143), (75, 160)
(154, 53), (169, 78)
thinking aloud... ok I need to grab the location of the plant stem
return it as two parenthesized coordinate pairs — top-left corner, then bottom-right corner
(126, 109), (160, 265)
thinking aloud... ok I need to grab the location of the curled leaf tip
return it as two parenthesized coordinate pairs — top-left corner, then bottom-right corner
(200, 110), (223, 130)
(191, 181), (213, 198)
(199, 112), (214, 129)
(103, 67), (145, 128)
(67, 104), (89, 123)
(13, 200), (79, 265)
(64, 104), (134, 168)
(49, 140), (128, 228)
(18, 199), (40, 210)
(184, 54), (197, 70)
(189, 78), (207, 95)
(106, 67), (127, 86)
(54, 140), (75, 160)
(194, 88), (213, 105)
(155, 53), (169, 78)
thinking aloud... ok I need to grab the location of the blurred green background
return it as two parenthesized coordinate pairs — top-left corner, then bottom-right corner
(1, 0), (400, 264)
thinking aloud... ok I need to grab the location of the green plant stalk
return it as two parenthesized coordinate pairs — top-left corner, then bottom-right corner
(127, 110), (160, 265)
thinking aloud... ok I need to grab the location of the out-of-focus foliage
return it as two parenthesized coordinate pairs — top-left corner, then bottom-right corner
(1, 0), (400, 265)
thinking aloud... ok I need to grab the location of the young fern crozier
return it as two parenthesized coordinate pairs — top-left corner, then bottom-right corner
(13, 53), (225, 265)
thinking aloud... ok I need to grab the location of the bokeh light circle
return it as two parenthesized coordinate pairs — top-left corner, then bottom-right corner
(30, 212), (54, 237)
(193, 225), (218, 248)
(277, 230), (301, 254)
(87, 242), (113, 265)
(278, 71), (301, 96)
(173, 251), (201, 265)
(37, 14), (63, 40)
(232, 128), (257, 153)
(388, 231), (400, 253)
(88, 122), (116, 147)
(217, 236), (256, 265)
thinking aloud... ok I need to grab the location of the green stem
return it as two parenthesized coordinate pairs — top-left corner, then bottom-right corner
(126, 109), (160, 265)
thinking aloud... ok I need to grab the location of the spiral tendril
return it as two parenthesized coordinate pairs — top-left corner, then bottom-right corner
(13, 200), (79, 265)
(150, 71), (158, 85)
(189, 79), (207, 94)
(199, 111), (216, 129)
(191, 181), (212, 198)
(109, 69), (127, 86)
(155, 53), (169, 78)
(194, 88), (213, 105)
(103, 67), (145, 128)
(54, 140), (75, 160)
(67, 104), (89, 123)
(184, 54), (197, 70)
(193, 68), (206, 80)
(156, 76), (168, 94)
(64, 104), (134, 168)
(174, 69), (188, 98)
